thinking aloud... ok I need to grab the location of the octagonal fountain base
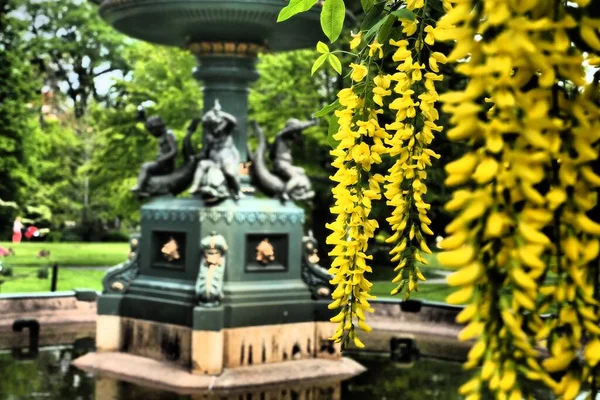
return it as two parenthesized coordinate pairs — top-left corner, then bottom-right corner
(73, 352), (365, 395)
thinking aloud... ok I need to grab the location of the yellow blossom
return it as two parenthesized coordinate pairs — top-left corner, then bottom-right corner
(436, 0), (600, 397)
(402, 20), (419, 36)
(349, 31), (362, 50)
(406, 0), (424, 10)
(368, 40), (383, 59)
(373, 74), (392, 107)
(424, 25), (435, 45)
(349, 63), (368, 82)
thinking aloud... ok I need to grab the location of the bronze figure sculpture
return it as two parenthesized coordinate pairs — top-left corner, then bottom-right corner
(131, 113), (200, 198)
(189, 100), (242, 202)
(249, 119), (316, 202)
(131, 116), (178, 194)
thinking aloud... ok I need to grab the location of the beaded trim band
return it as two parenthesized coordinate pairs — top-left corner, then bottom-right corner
(187, 41), (267, 57)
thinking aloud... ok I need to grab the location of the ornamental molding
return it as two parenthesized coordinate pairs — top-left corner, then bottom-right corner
(141, 208), (200, 223)
(141, 206), (304, 225)
(187, 41), (266, 57)
(199, 209), (304, 225)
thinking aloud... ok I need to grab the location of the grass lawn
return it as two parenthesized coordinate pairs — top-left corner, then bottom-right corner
(0, 243), (455, 301)
(370, 252), (446, 280)
(370, 251), (456, 303)
(0, 267), (105, 293)
(0, 242), (129, 266)
(371, 282), (454, 303)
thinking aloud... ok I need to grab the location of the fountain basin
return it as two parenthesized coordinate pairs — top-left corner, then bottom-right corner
(91, 0), (325, 51)
(73, 352), (364, 394)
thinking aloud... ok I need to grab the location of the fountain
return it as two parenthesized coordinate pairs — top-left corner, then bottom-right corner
(71, 0), (364, 391)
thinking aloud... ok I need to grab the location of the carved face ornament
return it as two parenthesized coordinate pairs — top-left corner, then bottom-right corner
(161, 238), (180, 262)
(204, 235), (224, 267)
(256, 239), (275, 265)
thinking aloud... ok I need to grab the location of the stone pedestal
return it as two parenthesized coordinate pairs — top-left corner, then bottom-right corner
(94, 197), (341, 377)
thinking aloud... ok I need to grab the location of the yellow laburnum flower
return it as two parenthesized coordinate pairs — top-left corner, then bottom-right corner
(406, 0), (424, 10)
(373, 74), (392, 107)
(337, 88), (361, 109)
(383, 1), (444, 302)
(436, 0), (600, 398)
(411, 62), (426, 81)
(368, 40), (384, 59)
(424, 25), (435, 45)
(402, 20), (418, 36)
(349, 63), (368, 82)
(349, 31), (362, 50)
(351, 142), (372, 170)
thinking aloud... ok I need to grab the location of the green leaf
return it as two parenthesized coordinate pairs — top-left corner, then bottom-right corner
(361, 0), (375, 13)
(316, 41), (330, 54)
(277, 0), (319, 22)
(391, 9), (416, 21)
(428, 0), (445, 13)
(328, 54), (342, 74)
(327, 116), (340, 148)
(314, 98), (340, 118)
(311, 53), (328, 75)
(377, 11), (396, 43)
(361, 1), (386, 31)
(320, 0), (346, 43)
(364, 14), (390, 42)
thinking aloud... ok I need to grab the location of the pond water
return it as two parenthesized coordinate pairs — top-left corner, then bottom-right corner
(0, 341), (557, 399)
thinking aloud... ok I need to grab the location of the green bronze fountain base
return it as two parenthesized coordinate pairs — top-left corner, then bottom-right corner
(95, 196), (341, 375)
(94, 313), (340, 373)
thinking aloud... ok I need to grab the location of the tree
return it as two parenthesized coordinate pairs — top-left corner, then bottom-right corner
(12, 0), (133, 237)
(18, 0), (129, 119)
(250, 49), (340, 258)
(0, 0), (41, 236)
(85, 42), (202, 225)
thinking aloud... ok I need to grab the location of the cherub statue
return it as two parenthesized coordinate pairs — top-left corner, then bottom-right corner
(131, 116), (178, 194)
(189, 100), (242, 202)
(130, 108), (201, 198)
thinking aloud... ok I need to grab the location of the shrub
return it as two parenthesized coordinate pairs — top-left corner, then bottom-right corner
(37, 267), (49, 279)
(46, 231), (63, 243)
(100, 230), (130, 243)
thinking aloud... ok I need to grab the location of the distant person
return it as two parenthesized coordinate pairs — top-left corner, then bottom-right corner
(25, 226), (39, 239)
(12, 217), (23, 244)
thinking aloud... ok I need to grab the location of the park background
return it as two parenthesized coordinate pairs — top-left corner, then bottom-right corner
(0, 0), (461, 297)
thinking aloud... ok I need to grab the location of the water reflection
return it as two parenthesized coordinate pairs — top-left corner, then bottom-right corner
(0, 339), (95, 399)
(0, 342), (557, 399)
(102, 380), (341, 400)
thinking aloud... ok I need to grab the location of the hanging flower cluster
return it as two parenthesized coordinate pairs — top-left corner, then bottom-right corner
(326, 36), (388, 349)
(383, 0), (444, 299)
(325, 0), (444, 348)
(436, 0), (600, 398)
